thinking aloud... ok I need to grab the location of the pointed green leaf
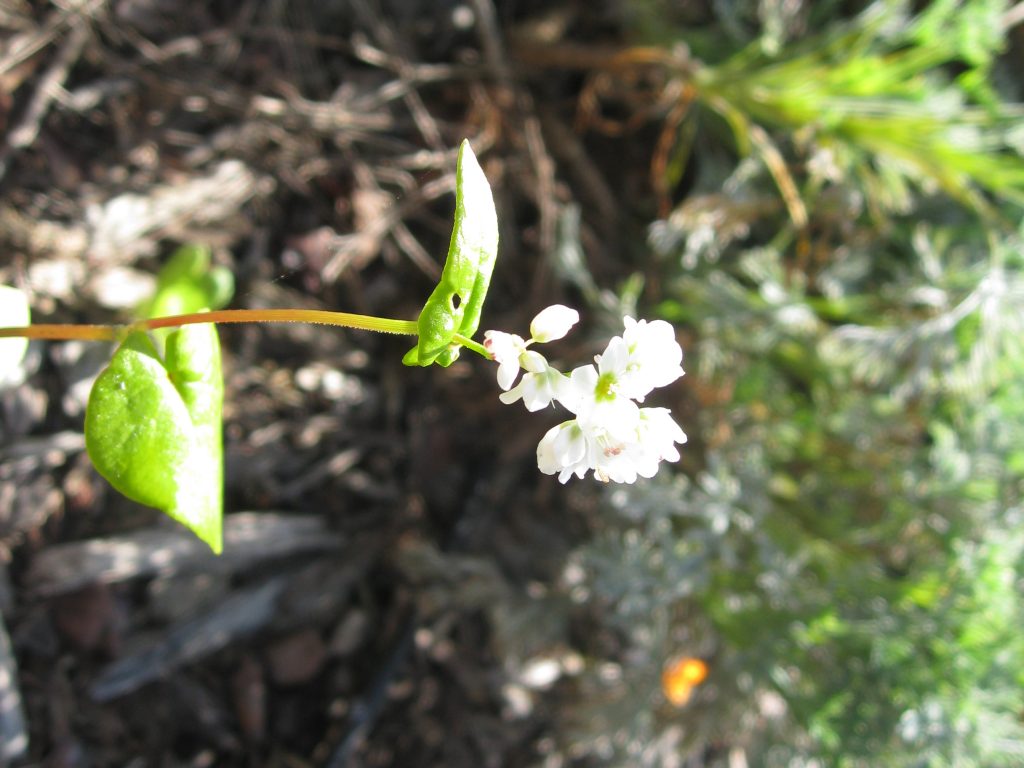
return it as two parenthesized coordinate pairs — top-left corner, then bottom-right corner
(164, 322), (224, 551)
(85, 326), (223, 553)
(87, 245), (228, 551)
(141, 244), (235, 320)
(404, 140), (499, 366)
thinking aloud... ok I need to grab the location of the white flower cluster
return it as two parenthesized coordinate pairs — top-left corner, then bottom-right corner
(484, 306), (686, 484)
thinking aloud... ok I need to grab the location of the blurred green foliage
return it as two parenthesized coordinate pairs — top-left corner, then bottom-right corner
(693, 1), (1024, 217)
(550, 1), (1024, 765)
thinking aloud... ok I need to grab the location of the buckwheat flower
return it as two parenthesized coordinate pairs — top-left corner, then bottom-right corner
(501, 355), (574, 412)
(535, 417), (642, 485)
(537, 420), (591, 482)
(543, 407), (686, 484)
(624, 407), (687, 478)
(592, 443), (641, 483)
(483, 330), (528, 391)
(576, 422), (637, 484)
(568, 363), (641, 442)
(598, 317), (684, 402)
(579, 418), (658, 484)
(538, 418), (635, 484)
(489, 309), (686, 484)
(530, 304), (579, 343)
(484, 305), (581, 392)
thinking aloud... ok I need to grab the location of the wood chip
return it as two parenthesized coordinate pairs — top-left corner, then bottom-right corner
(50, 583), (121, 653)
(89, 576), (289, 702)
(25, 512), (345, 597)
(88, 547), (373, 702)
(266, 628), (327, 686)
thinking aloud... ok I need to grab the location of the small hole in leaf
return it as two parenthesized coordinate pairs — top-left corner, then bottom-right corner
(451, 294), (462, 310)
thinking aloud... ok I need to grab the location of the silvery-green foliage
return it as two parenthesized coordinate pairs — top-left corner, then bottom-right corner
(545, 2), (1024, 764)
(560, 199), (1024, 768)
(821, 227), (1024, 401)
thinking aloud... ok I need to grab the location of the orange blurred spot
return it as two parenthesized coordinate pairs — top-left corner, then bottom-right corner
(661, 657), (708, 707)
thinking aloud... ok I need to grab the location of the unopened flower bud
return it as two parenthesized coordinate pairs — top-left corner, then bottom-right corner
(529, 305), (579, 343)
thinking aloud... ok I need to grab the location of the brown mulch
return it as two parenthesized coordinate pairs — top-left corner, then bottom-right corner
(0, 1), (686, 765)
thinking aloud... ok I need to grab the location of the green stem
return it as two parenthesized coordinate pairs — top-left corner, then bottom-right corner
(0, 308), (421, 342)
(452, 332), (490, 359)
(138, 309), (419, 336)
(0, 323), (119, 341)
(0, 309), (501, 361)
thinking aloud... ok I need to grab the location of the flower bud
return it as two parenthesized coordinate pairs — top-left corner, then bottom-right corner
(530, 305), (579, 343)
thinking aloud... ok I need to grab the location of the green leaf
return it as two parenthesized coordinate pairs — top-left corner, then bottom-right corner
(0, 285), (30, 376)
(403, 139), (499, 367)
(85, 327), (224, 553)
(141, 244), (234, 320)
(87, 245), (228, 551)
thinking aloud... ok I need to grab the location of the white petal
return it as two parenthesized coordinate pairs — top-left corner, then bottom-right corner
(518, 368), (567, 411)
(485, 330), (528, 391)
(536, 424), (563, 475)
(499, 379), (527, 405)
(530, 305), (579, 343)
(537, 421), (587, 478)
(519, 350), (548, 373)
(497, 358), (520, 390)
(549, 371), (579, 411)
(520, 374), (552, 411)
(557, 364), (597, 415)
(577, 397), (640, 443)
(553, 421), (588, 466)
(568, 364), (598, 394)
(596, 336), (629, 377)
(611, 317), (685, 400)
(484, 330), (526, 364)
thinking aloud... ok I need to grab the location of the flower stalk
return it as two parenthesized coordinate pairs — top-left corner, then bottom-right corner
(0, 308), (425, 345)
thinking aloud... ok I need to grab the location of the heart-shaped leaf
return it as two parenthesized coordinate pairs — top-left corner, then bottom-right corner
(85, 326), (224, 552)
(403, 139), (499, 367)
